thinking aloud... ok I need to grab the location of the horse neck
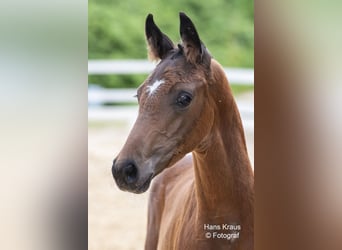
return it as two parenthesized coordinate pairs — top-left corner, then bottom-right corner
(192, 61), (254, 228)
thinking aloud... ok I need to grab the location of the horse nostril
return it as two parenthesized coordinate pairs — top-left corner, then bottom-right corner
(112, 158), (118, 177)
(123, 163), (138, 185)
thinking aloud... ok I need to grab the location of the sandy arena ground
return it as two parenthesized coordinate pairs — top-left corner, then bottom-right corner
(88, 92), (254, 250)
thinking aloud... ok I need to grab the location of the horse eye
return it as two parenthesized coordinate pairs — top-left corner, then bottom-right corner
(134, 93), (140, 102)
(176, 92), (192, 108)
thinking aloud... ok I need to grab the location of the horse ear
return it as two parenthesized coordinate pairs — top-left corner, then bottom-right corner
(145, 14), (174, 61)
(179, 12), (211, 66)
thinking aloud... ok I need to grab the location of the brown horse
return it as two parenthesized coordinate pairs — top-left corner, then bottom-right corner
(112, 13), (254, 250)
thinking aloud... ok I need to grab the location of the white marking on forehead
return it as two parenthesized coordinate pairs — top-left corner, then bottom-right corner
(147, 79), (165, 95)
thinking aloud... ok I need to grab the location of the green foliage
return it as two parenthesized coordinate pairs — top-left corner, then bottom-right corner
(89, 0), (254, 88)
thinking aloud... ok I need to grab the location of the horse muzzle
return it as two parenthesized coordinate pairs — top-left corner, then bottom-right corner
(112, 158), (153, 194)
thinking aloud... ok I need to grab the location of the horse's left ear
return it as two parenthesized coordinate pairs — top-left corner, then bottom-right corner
(179, 12), (211, 66)
(145, 14), (174, 61)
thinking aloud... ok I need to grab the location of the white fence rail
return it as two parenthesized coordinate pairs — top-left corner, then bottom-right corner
(88, 87), (137, 104)
(88, 87), (253, 130)
(88, 60), (254, 85)
(88, 59), (254, 131)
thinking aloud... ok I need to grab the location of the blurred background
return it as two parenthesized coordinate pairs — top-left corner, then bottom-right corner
(88, 0), (254, 249)
(1, 0), (341, 250)
(88, 0), (254, 88)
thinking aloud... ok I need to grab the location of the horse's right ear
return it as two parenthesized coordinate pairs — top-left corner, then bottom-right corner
(145, 14), (174, 61)
(179, 12), (211, 67)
